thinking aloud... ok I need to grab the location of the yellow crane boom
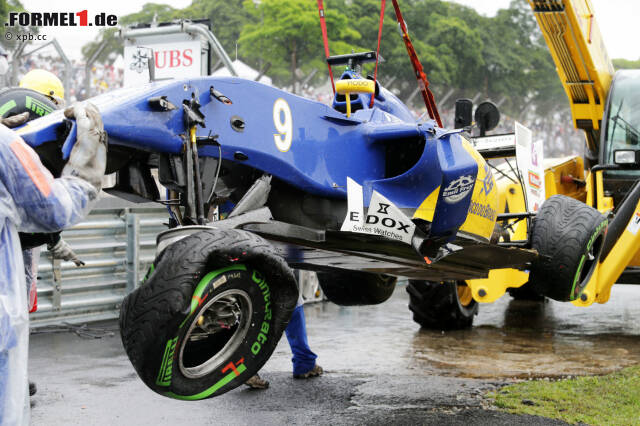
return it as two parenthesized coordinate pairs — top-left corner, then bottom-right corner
(528, 0), (615, 153)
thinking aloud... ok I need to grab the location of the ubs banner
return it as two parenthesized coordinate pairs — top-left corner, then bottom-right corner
(123, 40), (201, 87)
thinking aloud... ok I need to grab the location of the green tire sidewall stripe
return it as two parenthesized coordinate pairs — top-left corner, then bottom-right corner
(569, 220), (608, 300)
(141, 263), (155, 285)
(0, 100), (17, 117)
(178, 264), (248, 329)
(165, 364), (248, 400)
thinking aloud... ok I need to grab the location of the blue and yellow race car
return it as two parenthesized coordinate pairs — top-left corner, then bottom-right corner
(11, 49), (612, 400)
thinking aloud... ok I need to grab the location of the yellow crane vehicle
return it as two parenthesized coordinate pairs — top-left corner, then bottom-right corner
(409, 0), (640, 329)
(525, 0), (640, 300)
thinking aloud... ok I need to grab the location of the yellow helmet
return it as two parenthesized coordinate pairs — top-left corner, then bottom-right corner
(19, 69), (65, 100)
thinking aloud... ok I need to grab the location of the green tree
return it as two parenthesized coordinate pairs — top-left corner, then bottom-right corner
(239, 0), (360, 90)
(181, 0), (255, 56)
(613, 58), (640, 70)
(82, 3), (178, 64)
(82, 1), (254, 67)
(425, 14), (484, 89)
(76, 0), (571, 120)
(0, 0), (22, 26)
(494, 1), (565, 116)
(1, 0), (32, 50)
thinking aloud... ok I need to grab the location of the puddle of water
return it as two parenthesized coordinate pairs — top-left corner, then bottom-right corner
(409, 285), (640, 378)
(409, 327), (640, 379)
(295, 283), (640, 380)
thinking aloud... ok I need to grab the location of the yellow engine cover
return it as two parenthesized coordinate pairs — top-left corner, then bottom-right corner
(458, 137), (499, 241)
(413, 137), (498, 241)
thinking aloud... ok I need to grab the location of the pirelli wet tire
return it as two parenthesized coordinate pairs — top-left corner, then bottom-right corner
(407, 280), (478, 330)
(317, 270), (397, 306)
(0, 88), (64, 251)
(0, 87), (57, 121)
(529, 195), (608, 302)
(119, 229), (298, 400)
(0, 87), (66, 177)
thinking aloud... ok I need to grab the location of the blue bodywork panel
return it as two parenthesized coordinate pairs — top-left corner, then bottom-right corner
(17, 75), (478, 238)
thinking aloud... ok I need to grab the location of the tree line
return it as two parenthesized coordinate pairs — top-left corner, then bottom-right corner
(79, 0), (567, 116)
(3, 0), (637, 119)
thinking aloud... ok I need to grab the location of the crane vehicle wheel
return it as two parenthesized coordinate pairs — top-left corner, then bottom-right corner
(507, 283), (545, 301)
(529, 195), (607, 302)
(407, 280), (478, 330)
(119, 229), (297, 400)
(317, 271), (397, 306)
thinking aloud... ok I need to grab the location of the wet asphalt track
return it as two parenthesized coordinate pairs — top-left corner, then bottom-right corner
(28, 283), (640, 425)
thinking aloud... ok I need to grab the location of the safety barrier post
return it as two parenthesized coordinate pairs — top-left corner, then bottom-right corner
(84, 40), (107, 99)
(51, 257), (62, 311)
(125, 213), (140, 294)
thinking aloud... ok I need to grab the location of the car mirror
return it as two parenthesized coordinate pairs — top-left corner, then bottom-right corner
(613, 149), (640, 166)
(454, 98), (473, 129)
(474, 101), (500, 137)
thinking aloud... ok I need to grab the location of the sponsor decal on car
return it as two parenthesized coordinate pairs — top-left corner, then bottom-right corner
(468, 200), (497, 221)
(442, 175), (475, 204)
(480, 163), (494, 196)
(341, 177), (416, 244)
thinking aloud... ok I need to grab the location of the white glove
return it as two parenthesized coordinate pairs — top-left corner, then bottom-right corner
(62, 102), (107, 191)
(47, 238), (85, 267)
(1, 111), (29, 128)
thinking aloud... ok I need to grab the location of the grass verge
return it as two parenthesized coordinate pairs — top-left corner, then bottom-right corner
(489, 365), (640, 425)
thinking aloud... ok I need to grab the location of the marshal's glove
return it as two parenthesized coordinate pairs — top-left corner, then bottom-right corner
(47, 237), (85, 267)
(1, 111), (29, 128)
(62, 102), (107, 191)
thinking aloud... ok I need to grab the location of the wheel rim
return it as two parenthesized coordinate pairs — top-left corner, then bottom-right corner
(457, 283), (473, 307)
(178, 289), (252, 379)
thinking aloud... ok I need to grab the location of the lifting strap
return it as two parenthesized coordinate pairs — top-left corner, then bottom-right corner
(317, 0), (336, 94)
(390, 0), (442, 127)
(370, 0), (386, 108)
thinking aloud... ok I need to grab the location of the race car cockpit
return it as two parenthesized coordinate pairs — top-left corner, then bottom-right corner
(329, 51), (379, 116)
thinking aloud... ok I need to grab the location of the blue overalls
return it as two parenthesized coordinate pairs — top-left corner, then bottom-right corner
(285, 289), (318, 376)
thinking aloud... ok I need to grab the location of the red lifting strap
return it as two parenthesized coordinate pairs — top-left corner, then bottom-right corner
(390, 0), (442, 127)
(370, 0), (386, 108)
(317, 0), (336, 94)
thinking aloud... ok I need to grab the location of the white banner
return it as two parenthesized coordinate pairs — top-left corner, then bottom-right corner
(124, 40), (201, 87)
(515, 122), (545, 211)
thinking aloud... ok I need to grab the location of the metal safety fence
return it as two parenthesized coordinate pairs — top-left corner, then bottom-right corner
(30, 206), (168, 328)
(27, 203), (332, 328)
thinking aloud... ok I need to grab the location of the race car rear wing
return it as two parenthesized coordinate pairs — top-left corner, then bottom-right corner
(472, 133), (516, 159)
